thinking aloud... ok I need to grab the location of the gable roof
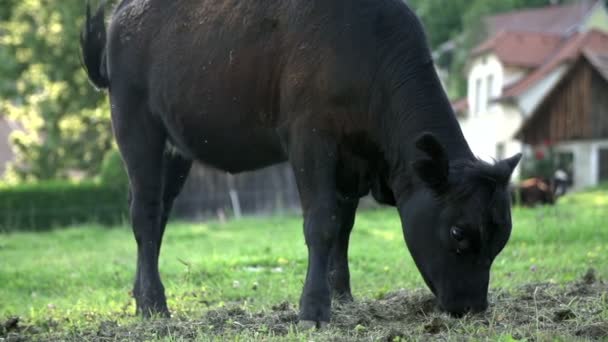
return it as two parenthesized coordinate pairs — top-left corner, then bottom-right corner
(472, 30), (563, 68)
(485, 0), (600, 36)
(501, 29), (608, 99)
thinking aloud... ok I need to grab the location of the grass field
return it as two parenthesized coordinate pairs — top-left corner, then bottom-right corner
(1, 186), (607, 341)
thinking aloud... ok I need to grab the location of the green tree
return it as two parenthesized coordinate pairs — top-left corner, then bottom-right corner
(0, 0), (112, 181)
(0, 0), (17, 21)
(407, 0), (471, 50)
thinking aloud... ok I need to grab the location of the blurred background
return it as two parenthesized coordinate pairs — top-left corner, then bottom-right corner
(0, 0), (606, 231)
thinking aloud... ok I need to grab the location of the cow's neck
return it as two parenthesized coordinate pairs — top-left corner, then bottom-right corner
(382, 65), (473, 159)
(376, 61), (474, 195)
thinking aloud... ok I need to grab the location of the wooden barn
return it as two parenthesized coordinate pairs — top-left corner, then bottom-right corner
(517, 49), (608, 190)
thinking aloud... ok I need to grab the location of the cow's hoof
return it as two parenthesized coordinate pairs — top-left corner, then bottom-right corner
(333, 292), (354, 304)
(298, 320), (329, 330)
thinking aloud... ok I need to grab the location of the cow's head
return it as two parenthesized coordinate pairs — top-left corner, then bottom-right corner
(398, 133), (521, 316)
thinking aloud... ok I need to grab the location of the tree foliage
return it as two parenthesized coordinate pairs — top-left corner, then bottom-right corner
(0, 0), (112, 181)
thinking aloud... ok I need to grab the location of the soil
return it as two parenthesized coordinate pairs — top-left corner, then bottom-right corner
(2, 269), (607, 341)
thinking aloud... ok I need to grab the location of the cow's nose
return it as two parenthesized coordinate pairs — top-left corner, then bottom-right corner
(443, 299), (488, 317)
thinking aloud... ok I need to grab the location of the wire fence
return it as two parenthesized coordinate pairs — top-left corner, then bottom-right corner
(172, 162), (382, 221)
(172, 163), (302, 221)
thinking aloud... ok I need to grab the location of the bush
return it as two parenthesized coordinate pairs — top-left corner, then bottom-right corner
(520, 145), (556, 181)
(99, 149), (129, 189)
(0, 180), (128, 232)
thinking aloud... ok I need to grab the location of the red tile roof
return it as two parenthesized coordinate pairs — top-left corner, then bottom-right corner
(472, 30), (564, 68)
(485, 0), (599, 36)
(502, 30), (608, 98)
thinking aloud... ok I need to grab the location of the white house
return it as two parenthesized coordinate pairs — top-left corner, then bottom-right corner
(452, 0), (608, 188)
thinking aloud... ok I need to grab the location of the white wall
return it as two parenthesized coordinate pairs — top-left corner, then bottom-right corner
(467, 54), (504, 116)
(460, 53), (524, 179)
(554, 139), (608, 190)
(459, 103), (524, 178)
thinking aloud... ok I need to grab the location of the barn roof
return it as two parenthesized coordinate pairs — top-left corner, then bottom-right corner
(501, 30), (608, 99)
(471, 30), (563, 68)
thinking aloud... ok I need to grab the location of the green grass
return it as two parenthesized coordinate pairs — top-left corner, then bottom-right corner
(1, 186), (607, 340)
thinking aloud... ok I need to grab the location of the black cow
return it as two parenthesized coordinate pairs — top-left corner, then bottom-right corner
(80, 0), (521, 326)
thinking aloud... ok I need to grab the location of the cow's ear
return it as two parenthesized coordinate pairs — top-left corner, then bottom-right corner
(411, 133), (449, 193)
(491, 153), (523, 185)
(503, 153), (522, 175)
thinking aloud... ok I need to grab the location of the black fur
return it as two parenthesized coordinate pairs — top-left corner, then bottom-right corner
(80, 2), (108, 89)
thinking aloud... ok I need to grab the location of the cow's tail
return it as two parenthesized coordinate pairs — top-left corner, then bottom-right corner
(80, 1), (109, 89)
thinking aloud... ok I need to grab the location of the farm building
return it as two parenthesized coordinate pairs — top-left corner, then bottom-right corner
(451, 0), (608, 190)
(516, 49), (608, 190)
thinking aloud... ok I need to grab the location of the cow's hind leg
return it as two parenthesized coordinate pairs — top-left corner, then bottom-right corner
(328, 198), (358, 303)
(126, 151), (191, 257)
(111, 93), (169, 317)
(158, 151), (192, 253)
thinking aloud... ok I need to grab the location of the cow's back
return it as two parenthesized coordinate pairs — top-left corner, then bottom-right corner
(106, 0), (424, 171)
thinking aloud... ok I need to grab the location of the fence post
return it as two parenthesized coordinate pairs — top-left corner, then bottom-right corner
(229, 189), (242, 219)
(226, 173), (242, 219)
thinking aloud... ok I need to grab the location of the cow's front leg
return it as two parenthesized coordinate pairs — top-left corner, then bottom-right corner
(288, 125), (340, 328)
(298, 203), (341, 328)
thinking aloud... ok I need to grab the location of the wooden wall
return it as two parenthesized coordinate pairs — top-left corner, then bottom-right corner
(520, 60), (608, 146)
(590, 69), (608, 139)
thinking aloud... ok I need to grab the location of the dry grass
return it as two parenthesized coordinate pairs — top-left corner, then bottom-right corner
(3, 269), (606, 341)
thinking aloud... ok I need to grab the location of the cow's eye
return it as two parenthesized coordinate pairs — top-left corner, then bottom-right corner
(450, 226), (465, 242)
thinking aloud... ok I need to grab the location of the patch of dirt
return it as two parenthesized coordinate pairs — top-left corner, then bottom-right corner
(3, 269), (607, 341)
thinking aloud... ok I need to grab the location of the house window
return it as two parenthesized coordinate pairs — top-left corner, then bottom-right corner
(496, 142), (505, 160)
(486, 74), (494, 108)
(599, 148), (608, 182)
(475, 78), (483, 115)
